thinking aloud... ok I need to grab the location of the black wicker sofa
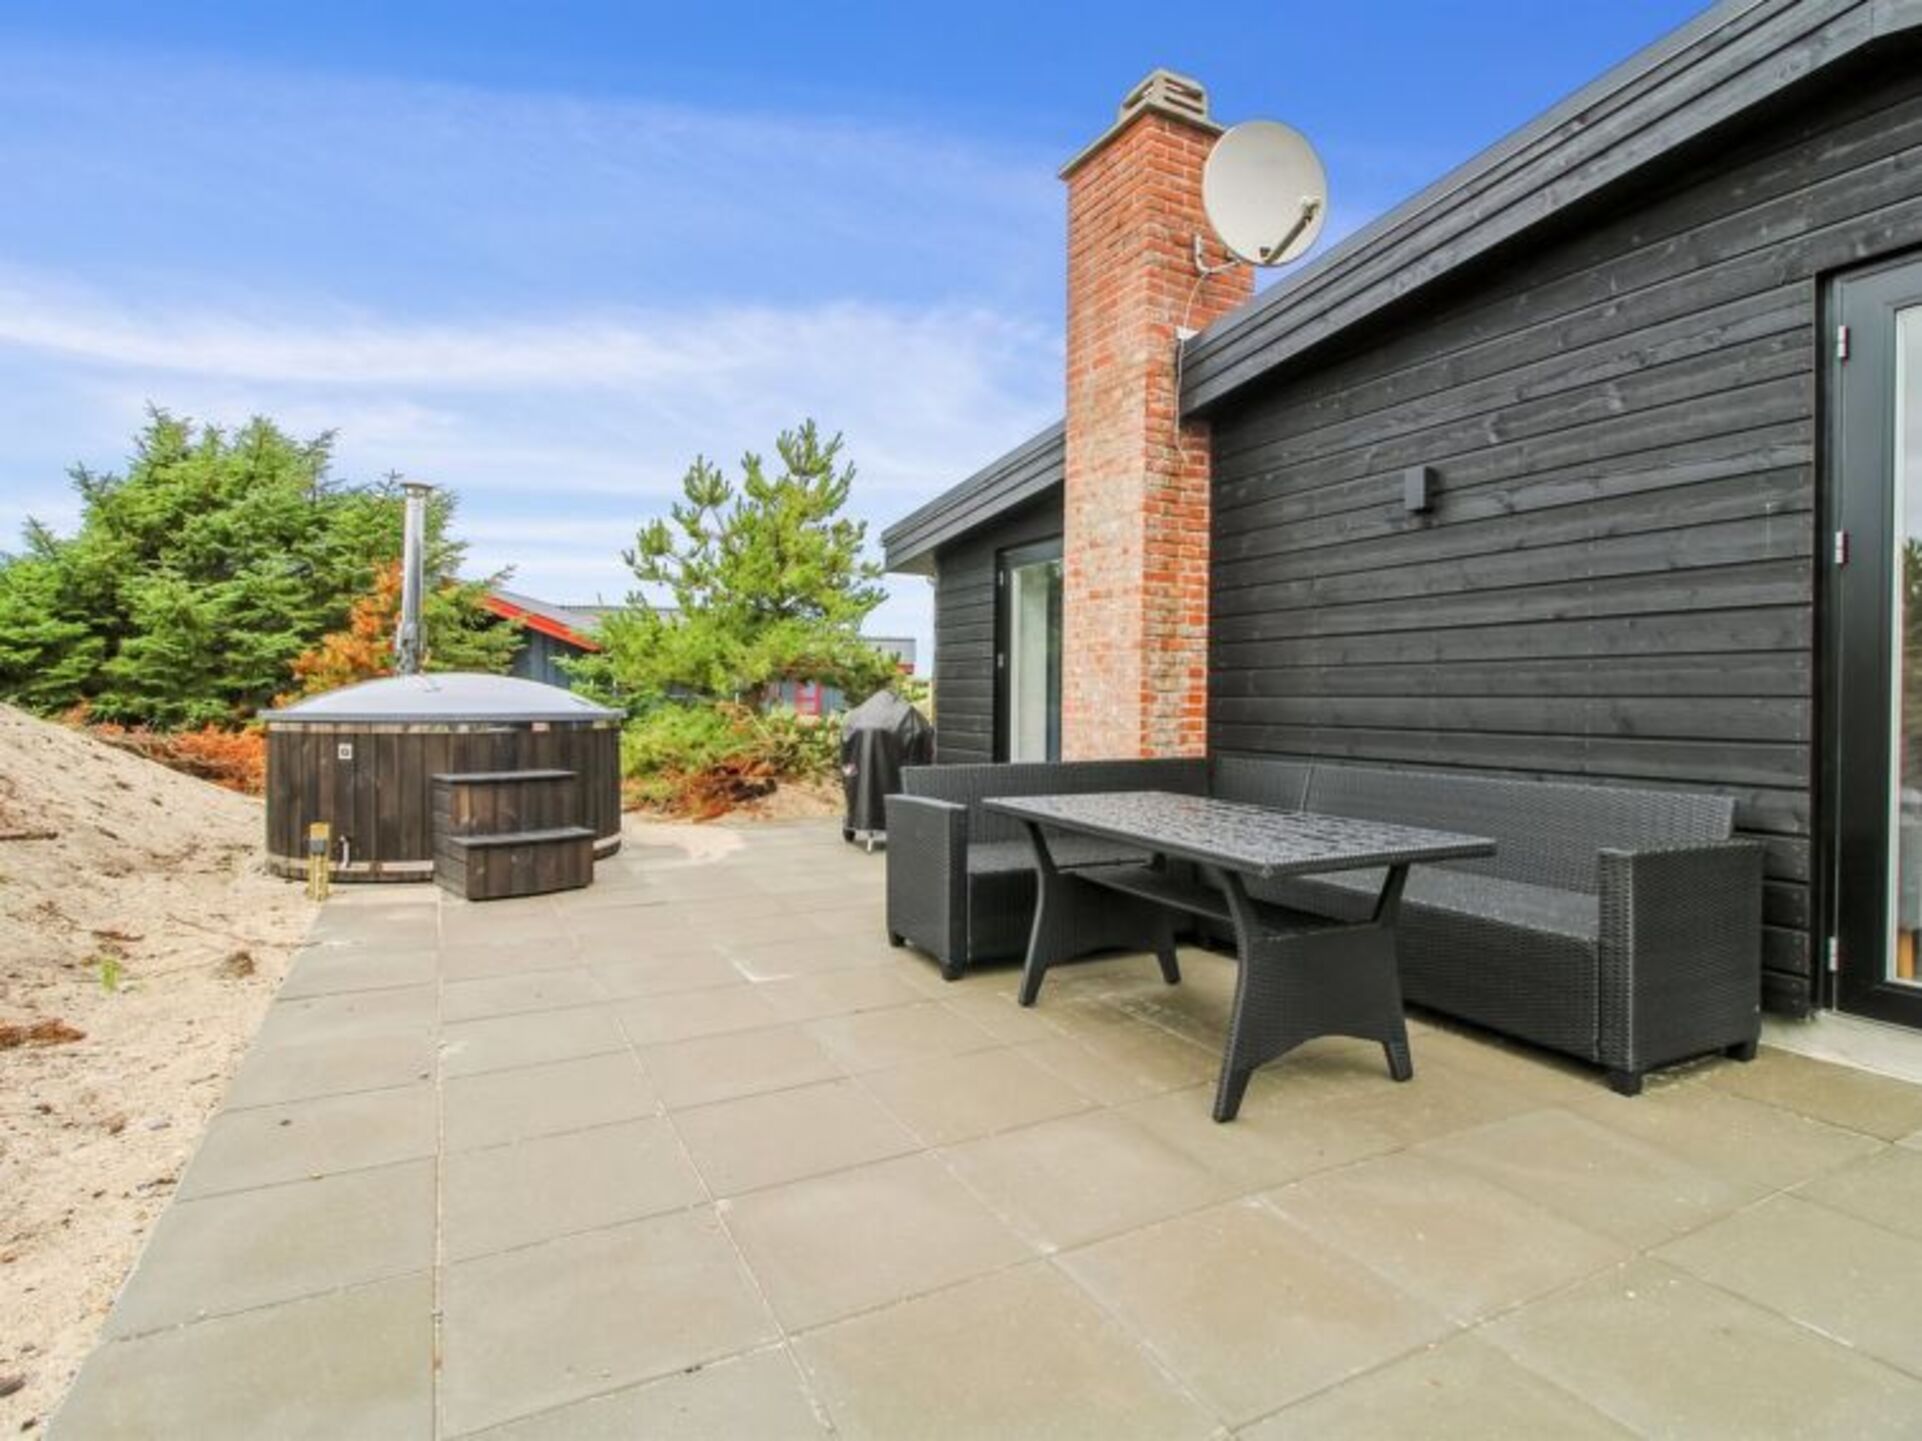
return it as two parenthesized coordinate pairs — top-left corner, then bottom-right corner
(884, 754), (1762, 1094)
(884, 758), (1208, 975)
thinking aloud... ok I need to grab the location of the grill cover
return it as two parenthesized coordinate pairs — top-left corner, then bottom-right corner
(840, 690), (934, 838)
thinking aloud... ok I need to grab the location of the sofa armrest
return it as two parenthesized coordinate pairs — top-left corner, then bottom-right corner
(885, 794), (969, 976)
(1596, 841), (1762, 1079)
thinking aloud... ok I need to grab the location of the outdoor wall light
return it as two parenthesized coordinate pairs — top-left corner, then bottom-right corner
(1404, 465), (1436, 514)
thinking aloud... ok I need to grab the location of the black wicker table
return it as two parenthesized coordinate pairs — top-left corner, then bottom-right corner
(984, 792), (1494, 1121)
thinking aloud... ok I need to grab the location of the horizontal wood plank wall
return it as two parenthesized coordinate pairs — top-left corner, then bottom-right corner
(1203, 63), (1922, 1017)
(931, 495), (1064, 764)
(264, 721), (621, 877)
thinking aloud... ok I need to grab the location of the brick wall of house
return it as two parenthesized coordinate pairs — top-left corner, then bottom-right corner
(1060, 74), (1252, 759)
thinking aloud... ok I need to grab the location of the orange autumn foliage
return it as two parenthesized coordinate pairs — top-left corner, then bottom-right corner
(88, 723), (267, 796)
(277, 561), (402, 705)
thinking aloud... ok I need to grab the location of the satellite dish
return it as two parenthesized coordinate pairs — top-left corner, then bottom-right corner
(1202, 120), (1328, 267)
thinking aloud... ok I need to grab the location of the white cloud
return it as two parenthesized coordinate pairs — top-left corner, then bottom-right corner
(0, 47), (1081, 660)
(0, 273), (1063, 656)
(0, 272), (1046, 393)
(0, 276), (1060, 500)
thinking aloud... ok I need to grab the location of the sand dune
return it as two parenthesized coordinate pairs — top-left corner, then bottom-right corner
(0, 706), (312, 1431)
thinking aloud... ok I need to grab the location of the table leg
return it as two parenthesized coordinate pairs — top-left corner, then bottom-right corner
(1015, 822), (1180, 1008)
(1210, 866), (1415, 1122)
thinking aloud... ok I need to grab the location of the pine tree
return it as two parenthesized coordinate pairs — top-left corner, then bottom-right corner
(574, 420), (893, 709)
(0, 409), (513, 726)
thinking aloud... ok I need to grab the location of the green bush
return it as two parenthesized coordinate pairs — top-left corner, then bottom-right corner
(748, 707), (842, 779)
(620, 703), (741, 778)
(620, 702), (841, 817)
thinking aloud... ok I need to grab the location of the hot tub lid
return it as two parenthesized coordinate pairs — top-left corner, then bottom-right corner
(261, 673), (621, 725)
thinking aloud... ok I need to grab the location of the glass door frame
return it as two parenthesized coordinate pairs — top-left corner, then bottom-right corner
(1825, 251), (1922, 1028)
(994, 537), (1064, 764)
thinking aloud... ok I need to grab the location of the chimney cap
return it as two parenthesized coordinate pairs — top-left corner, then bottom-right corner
(1117, 69), (1211, 125)
(1061, 68), (1221, 179)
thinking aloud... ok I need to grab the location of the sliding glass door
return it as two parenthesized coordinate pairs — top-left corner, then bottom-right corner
(996, 540), (1062, 763)
(1829, 256), (1922, 1028)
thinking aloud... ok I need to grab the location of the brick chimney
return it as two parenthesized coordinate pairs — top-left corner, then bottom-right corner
(1059, 70), (1253, 760)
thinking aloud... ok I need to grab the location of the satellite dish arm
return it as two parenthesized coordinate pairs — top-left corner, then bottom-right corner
(1191, 233), (1241, 278)
(1259, 196), (1322, 265)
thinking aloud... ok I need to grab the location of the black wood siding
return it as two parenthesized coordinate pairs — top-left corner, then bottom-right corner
(931, 494), (1064, 764)
(1203, 61), (1922, 1016)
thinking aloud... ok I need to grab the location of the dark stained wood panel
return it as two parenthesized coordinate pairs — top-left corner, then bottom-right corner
(1181, 3), (1919, 411)
(265, 721), (622, 880)
(1203, 62), (1922, 1012)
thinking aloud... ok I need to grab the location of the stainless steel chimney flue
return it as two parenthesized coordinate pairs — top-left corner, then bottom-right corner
(395, 479), (434, 676)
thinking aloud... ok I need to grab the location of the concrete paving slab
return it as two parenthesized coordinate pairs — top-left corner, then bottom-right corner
(672, 1078), (919, 1197)
(439, 1207), (777, 1436)
(441, 1006), (627, 1079)
(1413, 1106), (1755, 1248)
(252, 983), (438, 1051)
(442, 1050), (659, 1152)
(793, 1262), (1217, 1441)
(1655, 1192), (1922, 1378)
(1058, 1197), (1451, 1425)
(1238, 1332), (1633, 1439)
(945, 1108), (1238, 1252)
(586, 949), (745, 999)
(178, 1082), (436, 1199)
(1703, 1044), (1922, 1140)
(223, 1028), (437, 1110)
(442, 1116), (705, 1261)
(1264, 1149), (1627, 1323)
(719, 1151), (1034, 1330)
(1483, 1258), (1922, 1438)
(753, 966), (929, 1022)
(1117, 1081), (1400, 1193)
(438, 937), (584, 982)
(106, 1159), (435, 1338)
(308, 903), (436, 947)
(440, 967), (607, 1023)
(610, 982), (784, 1045)
(638, 1023), (843, 1109)
(860, 1043), (1094, 1146)
(55, 818), (1922, 1439)
(458, 1346), (829, 1440)
(802, 999), (998, 1074)
(1795, 1141), (1922, 1241)
(55, 1274), (434, 1441)
(279, 945), (438, 998)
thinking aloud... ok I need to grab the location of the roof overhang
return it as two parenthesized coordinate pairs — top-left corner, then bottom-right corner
(878, 1), (1922, 561)
(481, 592), (603, 651)
(881, 422), (1064, 574)
(1178, 0), (1922, 415)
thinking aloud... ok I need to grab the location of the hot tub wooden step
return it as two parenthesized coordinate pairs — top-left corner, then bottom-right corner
(435, 825), (595, 901)
(433, 770), (581, 837)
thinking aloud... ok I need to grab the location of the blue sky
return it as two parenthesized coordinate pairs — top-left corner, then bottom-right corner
(0, 0), (1708, 656)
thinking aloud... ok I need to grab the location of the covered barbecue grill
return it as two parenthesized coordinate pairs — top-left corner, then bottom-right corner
(840, 689), (933, 848)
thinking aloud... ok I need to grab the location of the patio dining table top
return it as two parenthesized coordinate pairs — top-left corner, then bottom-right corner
(983, 790), (1495, 881)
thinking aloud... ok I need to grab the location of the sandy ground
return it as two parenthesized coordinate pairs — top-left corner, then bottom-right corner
(625, 773), (847, 825)
(0, 706), (313, 1432)
(731, 774), (845, 823)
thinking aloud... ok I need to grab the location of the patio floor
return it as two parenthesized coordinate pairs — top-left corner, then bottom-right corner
(54, 819), (1922, 1438)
